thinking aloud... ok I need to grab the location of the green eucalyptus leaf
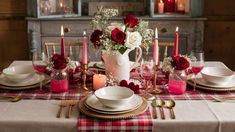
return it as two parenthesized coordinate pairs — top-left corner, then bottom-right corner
(119, 47), (127, 54)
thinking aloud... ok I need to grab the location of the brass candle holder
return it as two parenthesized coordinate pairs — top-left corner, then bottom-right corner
(152, 64), (162, 94)
(81, 63), (88, 91)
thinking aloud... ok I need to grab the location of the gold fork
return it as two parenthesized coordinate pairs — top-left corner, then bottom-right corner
(66, 100), (77, 118)
(56, 100), (68, 118)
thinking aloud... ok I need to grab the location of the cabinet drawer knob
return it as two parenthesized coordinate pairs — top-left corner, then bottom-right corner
(161, 28), (167, 33)
(64, 28), (71, 33)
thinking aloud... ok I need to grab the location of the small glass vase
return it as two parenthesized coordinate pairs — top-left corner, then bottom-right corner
(168, 70), (187, 95)
(50, 68), (69, 93)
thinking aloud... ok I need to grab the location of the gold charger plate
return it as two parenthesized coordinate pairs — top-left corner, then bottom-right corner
(0, 74), (51, 90)
(187, 80), (235, 92)
(78, 95), (148, 119)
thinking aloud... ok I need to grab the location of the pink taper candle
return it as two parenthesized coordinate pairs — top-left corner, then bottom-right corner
(82, 31), (88, 64)
(153, 27), (159, 65)
(61, 25), (66, 59)
(158, 0), (164, 14)
(173, 26), (179, 56)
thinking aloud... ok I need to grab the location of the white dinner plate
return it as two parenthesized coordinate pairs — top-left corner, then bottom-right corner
(195, 75), (235, 88)
(84, 102), (140, 115)
(0, 74), (44, 87)
(85, 94), (143, 112)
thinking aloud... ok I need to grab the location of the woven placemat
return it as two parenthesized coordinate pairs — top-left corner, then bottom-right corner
(78, 96), (148, 119)
(187, 80), (235, 92)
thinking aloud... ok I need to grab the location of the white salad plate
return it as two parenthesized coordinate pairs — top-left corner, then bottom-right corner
(195, 76), (235, 88)
(0, 73), (43, 87)
(85, 94), (143, 112)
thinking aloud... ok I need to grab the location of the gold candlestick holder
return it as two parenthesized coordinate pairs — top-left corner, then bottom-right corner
(152, 64), (162, 94)
(81, 64), (88, 91)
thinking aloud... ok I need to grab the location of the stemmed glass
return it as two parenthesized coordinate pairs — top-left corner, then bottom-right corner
(32, 48), (48, 91)
(139, 53), (155, 99)
(190, 50), (204, 91)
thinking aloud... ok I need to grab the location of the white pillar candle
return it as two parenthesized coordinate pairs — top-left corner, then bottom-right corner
(93, 74), (107, 90)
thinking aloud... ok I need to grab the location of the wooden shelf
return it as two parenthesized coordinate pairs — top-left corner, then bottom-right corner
(26, 16), (207, 21)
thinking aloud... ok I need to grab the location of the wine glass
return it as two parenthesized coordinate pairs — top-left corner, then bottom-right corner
(190, 50), (204, 91)
(32, 48), (48, 91)
(139, 53), (155, 99)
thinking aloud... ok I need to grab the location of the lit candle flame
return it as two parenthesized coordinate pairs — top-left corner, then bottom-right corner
(155, 27), (158, 39)
(61, 25), (64, 36)
(160, 0), (163, 3)
(60, 3), (63, 7)
(176, 26), (179, 32)
(83, 31), (86, 36)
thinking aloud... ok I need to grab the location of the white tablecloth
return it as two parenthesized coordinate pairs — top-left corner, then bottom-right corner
(0, 61), (234, 132)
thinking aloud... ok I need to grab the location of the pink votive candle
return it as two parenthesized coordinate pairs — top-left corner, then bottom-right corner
(93, 74), (107, 90)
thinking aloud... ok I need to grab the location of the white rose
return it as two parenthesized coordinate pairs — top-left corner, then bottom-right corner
(125, 31), (142, 49)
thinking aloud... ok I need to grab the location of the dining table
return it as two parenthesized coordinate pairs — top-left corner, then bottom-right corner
(0, 60), (235, 132)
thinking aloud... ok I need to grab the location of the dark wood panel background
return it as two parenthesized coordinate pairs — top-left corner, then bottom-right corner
(0, 0), (235, 71)
(204, 0), (235, 70)
(0, 0), (28, 70)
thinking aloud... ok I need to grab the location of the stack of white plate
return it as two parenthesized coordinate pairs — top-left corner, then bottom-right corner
(0, 74), (48, 90)
(84, 94), (143, 115)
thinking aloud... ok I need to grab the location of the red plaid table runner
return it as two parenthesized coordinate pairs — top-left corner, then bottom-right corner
(0, 85), (235, 100)
(77, 108), (153, 132)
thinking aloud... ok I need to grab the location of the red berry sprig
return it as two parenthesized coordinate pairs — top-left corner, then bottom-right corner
(119, 80), (140, 94)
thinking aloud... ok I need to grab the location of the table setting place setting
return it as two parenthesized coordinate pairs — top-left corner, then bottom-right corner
(1, 7), (235, 131)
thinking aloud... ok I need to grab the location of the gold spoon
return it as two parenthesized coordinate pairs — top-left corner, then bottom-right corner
(165, 100), (176, 119)
(156, 100), (165, 119)
(0, 96), (22, 102)
(151, 99), (158, 119)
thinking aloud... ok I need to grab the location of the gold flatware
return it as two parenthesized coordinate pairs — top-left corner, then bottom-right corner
(0, 95), (22, 102)
(156, 100), (165, 119)
(165, 100), (176, 119)
(56, 100), (68, 118)
(66, 100), (77, 118)
(151, 99), (158, 119)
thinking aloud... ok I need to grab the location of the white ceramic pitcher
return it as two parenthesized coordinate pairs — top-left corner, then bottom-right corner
(102, 46), (142, 82)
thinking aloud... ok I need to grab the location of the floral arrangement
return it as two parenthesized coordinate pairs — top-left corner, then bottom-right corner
(90, 7), (153, 54)
(49, 54), (76, 71)
(162, 55), (190, 72)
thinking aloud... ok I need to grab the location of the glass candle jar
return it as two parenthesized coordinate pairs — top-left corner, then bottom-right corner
(50, 68), (69, 93)
(168, 70), (187, 94)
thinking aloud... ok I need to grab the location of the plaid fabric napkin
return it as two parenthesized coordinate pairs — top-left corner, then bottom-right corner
(77, 109), (153, 132)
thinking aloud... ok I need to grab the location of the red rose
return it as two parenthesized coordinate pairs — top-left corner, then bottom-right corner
(90, 30), (103, 48)
(52, 54), (67, 70)
(172, 56), (190, 70)
(123, 15), (139, 28)
(111, 28), (126, 45)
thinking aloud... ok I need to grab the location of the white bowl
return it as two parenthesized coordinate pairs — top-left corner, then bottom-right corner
(201, 67), (234, 85)
(3, 65), (35, 82)
(94, 86), (134, 108)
